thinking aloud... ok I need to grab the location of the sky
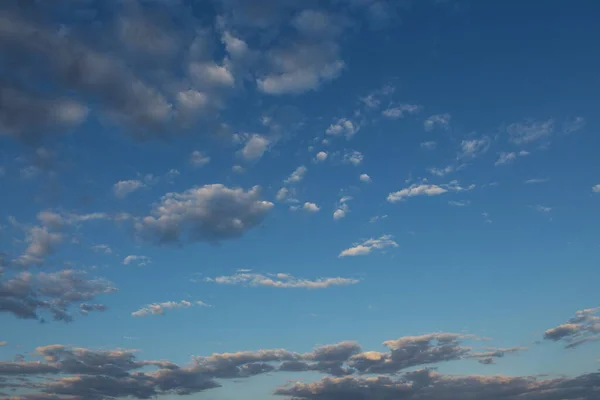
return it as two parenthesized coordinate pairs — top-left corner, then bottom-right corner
(1, 0), (600, 399)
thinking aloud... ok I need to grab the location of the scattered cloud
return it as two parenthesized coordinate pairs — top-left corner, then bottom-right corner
(135, 184), (273, 245)
(508, 119), (554, 145)
(123, 255), (152, 266)
(469, 347), (527, 365)
(339, 234), (398, 257)
(326, 118), (359, 139)
(204, 272), (359, 289)
(424, 113), (451, 131)
(420, 141), (437, 150)
(232, 165), (245, 174)
(369, 215), (388, 223)
(533, 205), (552, 213)
(592, 184), (600, 193)
(387, 181), (474, 203)
(91, 244), (112, 254)
(291, 202), (320, 213)
(240, 134), (270, 161)
(381, 104), (421, 119)
(448, 200), (470, 207)
(285, 166), (308, 184)
(544, 307), (600, 348)
(524, 178), (549, 184)
(190, 150), (211, 167)
(494, 152), (517, 166)
(315, 151), (328, 162)
(359, 173), (371, 183)
(333, 196), (353, 220)
(113, 180), (146, 198)
(563, 116), (586, 134)
(132, 300), (210, 317)
(458, 137), (490, 159)
(427, 165), (456, 177)
(343, 150), (364, 166)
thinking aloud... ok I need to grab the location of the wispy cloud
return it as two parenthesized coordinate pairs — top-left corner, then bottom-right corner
(387, 181), (474, 203)
(507, 119), (554, 145)
(339, 234), (398, 257)
(123, 255), (151, 266)
(204, 272), (359, 289)
(132, 300), (210, 317)
(424, 113), (451, 131)
(524, 178), (550, 184)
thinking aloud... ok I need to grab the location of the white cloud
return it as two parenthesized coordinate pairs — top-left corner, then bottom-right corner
(369, 215), (388, 223)
(91, 244), (112, 254)
(343, 150), (364, 166)
(123, 255), (151, 266)
(387, 181), (474, 203)
(315, 151), (328, 162)
(205, 272), (359, 289)
(494, 152), (517, 166)
(302, 202), (320, 213)
(534, 205), (552, 213)
(382, 104), (421, 119)
(276, 187), (289, 202)
(424, 113), (451, 131)
(132, 300), (210, 317)
(241, 134), (270, 161)
(339, 234), (398, 257)
(113, 180), (146, 198)
(333, 209), (346, 220)
(563, 116), (585, 134)
(593, 184), (600, 193)
(458, 137), (490, 158)
(326, 118), (359, 138)
(427, 165), (455, 177)
(285, 166), (307, 184)
(190, 150), (210, 167)
(524, 178), (549, 184)
(508, 119), (554, 144)
(333, 196), (353, 220)
(448, 200), (471, 207)
(359, 173), (371, 183)
(232, 165), (245, 174)
(189, 61), (234, 87)
(420, 141), (437, 150)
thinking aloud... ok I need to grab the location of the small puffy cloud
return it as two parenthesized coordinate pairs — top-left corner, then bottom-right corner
(205, 272), (359, 289)
(113, 180), (146, 198)
(326, 118), (359, 139)
(190, 151), (211, 167)
(458, 137), (490, 159)
(343, 150), (364, 166)
(135, 184), (273, 245)
(276, 187), (289, 202)
(123, 255), (151, 266)
(333, 196), (352, 220)
(424, 113), (451, 131)
(592, 184), (600, 193)
(339, 235), (398, 257)
(132, 300), (210, 317)
(494, 152), (517, 166)
(508, 119), (554, 144)
(302, 202), (320, 213)
(544, 307), (600, 348)
(382, 104), (421, 119)
(359, 173), (371, 183)
(285, 166), (307, 184)
(421, 141), (437, 150)
(387, 181), (473, 203)
(241, 134), (270, 161)
(315, 151), (328, 162)
(232, 165), (245, 174)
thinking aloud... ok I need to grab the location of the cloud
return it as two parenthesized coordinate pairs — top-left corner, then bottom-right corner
(343, 150), (364, 166)
(240, 134), (270, 161)
(387, 181), (474, 203)
(494, 152), (517, 166)
(135, 184), (273, 245)
(524, 178), (550, 184)
(326, 118), (359, 139)
(469, 347), (527, 365)
(381, 104), (421, 119)
(543, 308), (600, 348)
(424, 113), (451, 131)
(533, 205), (552, 213)
(302, 202), (320, 213)
(91, 244), (112, 254)
(315, 151), (328, 162)
(427, 165), (455, 177)
(448, 200), (470, 207)
(275, 187), (289, 202)
(563, 116), (586, 134)
(592, 184), (600, 193)
(333, 196), (353, 220)
(0, 341), (6, 347)
(122, 255), (151, 266)
(359, 173), (371, 183)
(113, 180), (146, 198)
(458, 137), (490, 158)
(369, 215), (388, 223)
(507, 119), (554, 144)
(420, 141), (437, 150)
(339, 234), (398, 257)
(190, 151), (211, 167)
(204, 272), (359, 289)
(284, 166), (307, 184)
(0, 270), (116, 322)
(132, 300), (210, 317)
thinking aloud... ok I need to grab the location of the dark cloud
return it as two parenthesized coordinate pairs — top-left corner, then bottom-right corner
(469, 347), (527, 365)
(134, 184), (273, 245)
(0, 270), (116, 322)
(544, 308), (600, 348)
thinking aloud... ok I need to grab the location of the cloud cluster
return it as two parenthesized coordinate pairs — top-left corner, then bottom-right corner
(204, 271), (359, 289)
(0, 269), (116, 322)
(135, 184), (273, 245)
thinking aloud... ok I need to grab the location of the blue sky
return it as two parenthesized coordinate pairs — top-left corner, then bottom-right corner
(1, 1), (600, 399)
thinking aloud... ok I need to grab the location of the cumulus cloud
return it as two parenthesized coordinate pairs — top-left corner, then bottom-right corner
(494, 152), (517, 166)
(508, 119), (554, 144)
(424, 113), (451, 131)
(204, 272), (359, 289)
(302, 202), (320, 213)
(132, 300), (210, 317)
(14, 226), (64, 267)
(458, 137), (490, 158)
(387, 181), (474, 203)
(343, 150), (364, 166)
(113, 180), (146, 198)
(359, 173), (371, 183)
(339, 234), (398, 257)
(240, 134), (270, 161)
(190, 151), (211, 167)
(284, 166), (307, 184)
(122, 255), (151, 267)
(333, 196), (352, 220)
(544, 308), (600, 348)
(135, 184), (273, 245)
(592, 184), (600, 193)
(326, 118), (359, 138)
(382, 104), (421, 119)
(315, 151), (328, 162)
(0, 270), (116, 322)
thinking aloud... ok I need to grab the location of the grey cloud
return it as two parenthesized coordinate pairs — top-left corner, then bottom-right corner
(469, 347), (527, 365)
(508, 119), (554, 145)
(135, 184), (273, 245)
(544, 308), (600, 348)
